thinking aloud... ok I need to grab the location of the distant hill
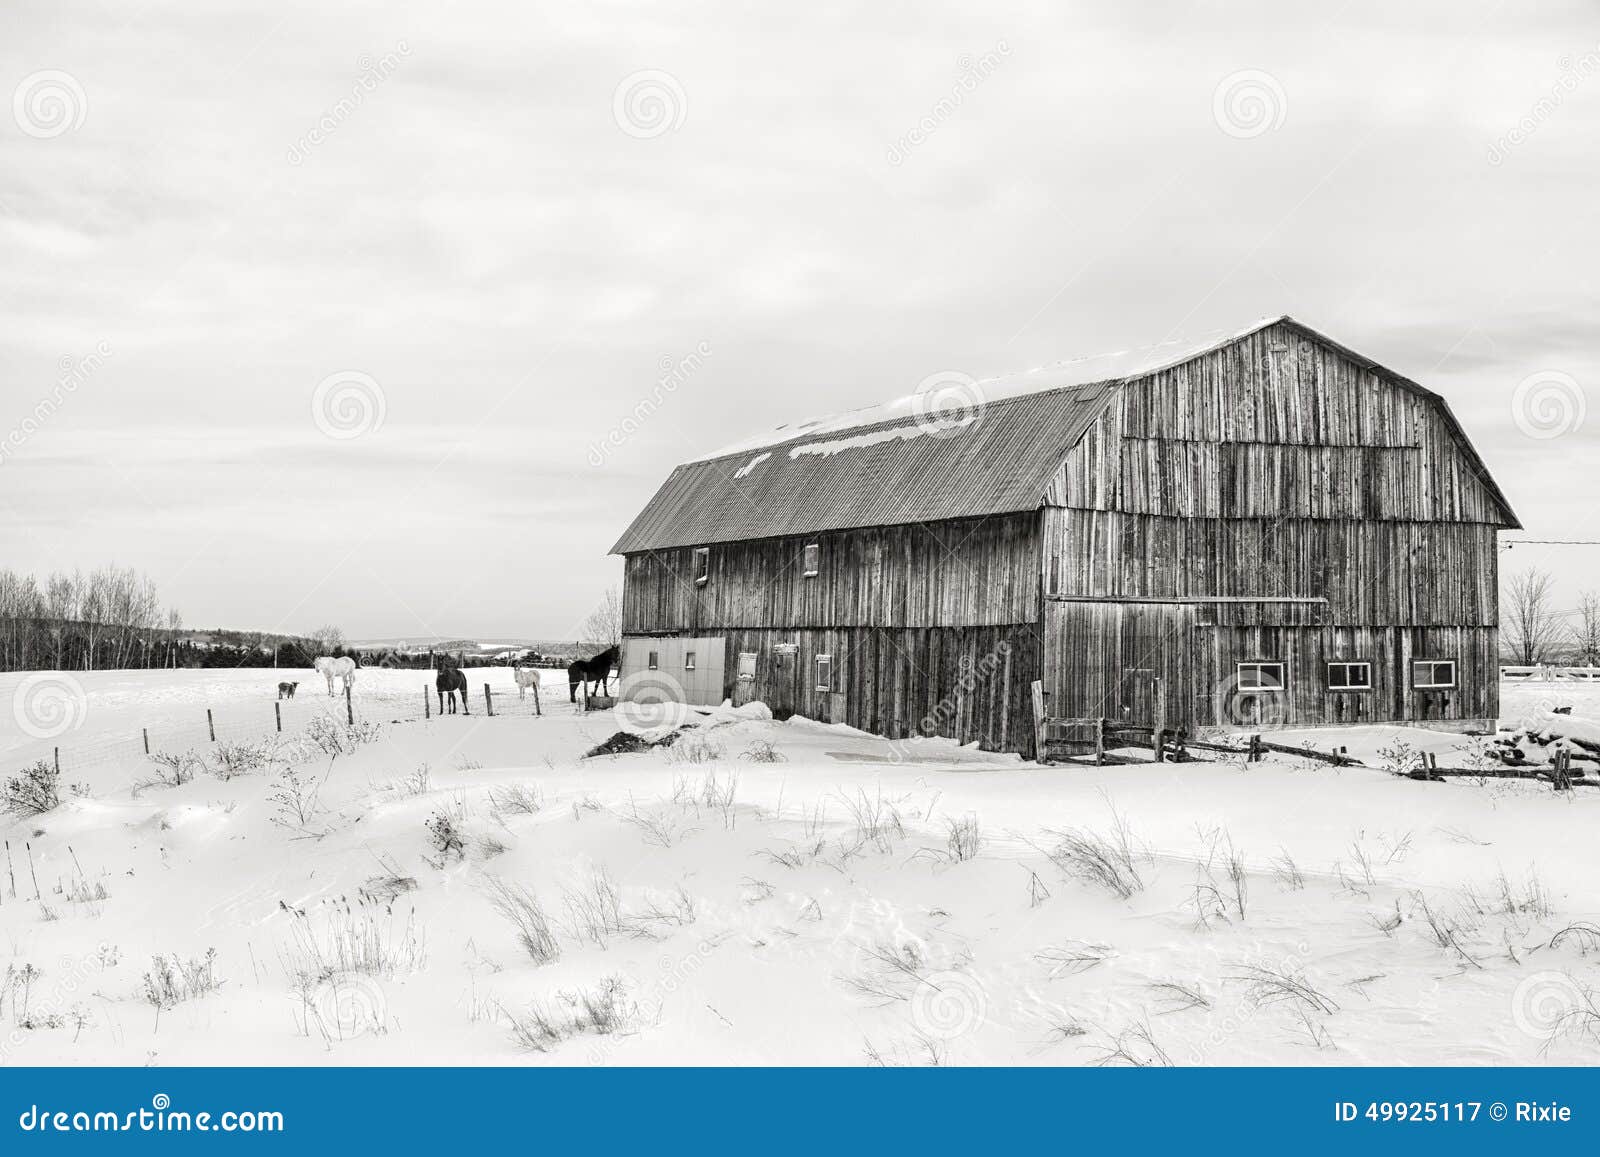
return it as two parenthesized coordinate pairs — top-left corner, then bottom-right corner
(346, 636), (587, 657)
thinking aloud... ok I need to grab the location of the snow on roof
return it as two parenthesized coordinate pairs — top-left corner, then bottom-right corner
(694, 316), (1288, 463)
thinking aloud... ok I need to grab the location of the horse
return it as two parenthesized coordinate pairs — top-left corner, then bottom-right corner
(513, 665), (541, 699)
(277, 681), (299, 700)
(313, 655), (357, 696)
(436, 665), (469, 715)
(568, 645), (619, 704)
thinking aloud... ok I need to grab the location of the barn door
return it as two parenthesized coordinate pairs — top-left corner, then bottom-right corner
(768, 643), (799, 720)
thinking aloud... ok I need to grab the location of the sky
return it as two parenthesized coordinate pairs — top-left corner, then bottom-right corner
(1, 0), (1597, 641)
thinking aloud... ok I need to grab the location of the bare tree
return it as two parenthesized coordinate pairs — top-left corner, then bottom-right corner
(581, 587), (622, 648)
(311, 624), (346, 655)
(1571, 590), (1600, 668)
(1503, 567), (1561, 664)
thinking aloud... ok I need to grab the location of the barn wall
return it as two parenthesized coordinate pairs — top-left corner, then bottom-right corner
(660, 625), (1043, 758)
(1041, 601), (1498, 730)
(1047, 321), (1512, 526)
(1038, 321), (1507, 733)
(622, 512), (1041, 634)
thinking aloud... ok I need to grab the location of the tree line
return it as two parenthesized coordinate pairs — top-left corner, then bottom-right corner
(0, 565), (184, 672)
(1502, 567), (1600, 666)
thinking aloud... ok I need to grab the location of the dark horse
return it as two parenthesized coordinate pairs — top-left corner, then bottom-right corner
(568, 645), (619, 704)
(435, 664), (469, 715)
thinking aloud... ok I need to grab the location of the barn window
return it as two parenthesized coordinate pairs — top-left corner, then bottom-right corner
(684, 651), (697, 672)
(803, 543), (820, 577)
(647, 651), (659, 671)
(1412, 659), (1456, 689)
(1326, 661), (1371, 691)
(692, 547), (710, 585)
(1236, 661), (1286, 691)
(815, 653), (833, 691)
(737, 652), (757, 680)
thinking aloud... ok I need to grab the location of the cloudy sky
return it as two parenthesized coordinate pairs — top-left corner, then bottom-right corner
(2, 0), (1597, 640)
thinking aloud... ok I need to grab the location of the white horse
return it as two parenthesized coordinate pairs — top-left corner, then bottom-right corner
(513, 665), (541, 699)
(313, 655), (357, 696)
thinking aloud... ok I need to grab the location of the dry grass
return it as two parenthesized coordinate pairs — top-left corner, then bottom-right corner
(1045, 815), (1144, 900)
(483, 877), (561, 964)
(1226, 964), (1339, 1015)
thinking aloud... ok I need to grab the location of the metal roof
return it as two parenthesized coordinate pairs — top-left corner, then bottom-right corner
(611, 316), (1519, 553)
(610, 381), (1117, 553)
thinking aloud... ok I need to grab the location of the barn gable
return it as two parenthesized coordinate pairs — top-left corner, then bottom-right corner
(612, 315), (1517, 555)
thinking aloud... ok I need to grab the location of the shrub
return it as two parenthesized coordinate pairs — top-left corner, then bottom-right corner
(3, 760), (61, 816)
(426, 811), (465, 859)
(303, 715), (381, 758)
(142, 949), (219, 1010)
(206, 739), (278, 780)
(143, 749), (202, 790)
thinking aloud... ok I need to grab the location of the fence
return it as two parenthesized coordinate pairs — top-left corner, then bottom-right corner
(20, 677), (600, 781)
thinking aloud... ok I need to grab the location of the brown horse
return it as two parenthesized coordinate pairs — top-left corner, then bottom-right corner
(436, 664), (469, 715)
(568, 645), (619, 703)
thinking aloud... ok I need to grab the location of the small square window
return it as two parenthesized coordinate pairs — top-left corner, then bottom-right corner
(1327, 661), (1371, 691)
(647, 651), (658, 671)
(1236, 661), (1286, 691)
(737, 652), (757, 680)
(684, 651), (696, 672)
(803, 543), (820, 577)
(1412, 659), (1456, 689)
(692, 547), (710, 585)
(815, 653), (833, 692)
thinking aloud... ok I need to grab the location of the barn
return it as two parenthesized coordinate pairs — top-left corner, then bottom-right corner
(610, 316), (1519, 759)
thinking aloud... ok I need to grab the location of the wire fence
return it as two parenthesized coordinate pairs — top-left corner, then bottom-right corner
(26, 677), (599, 780)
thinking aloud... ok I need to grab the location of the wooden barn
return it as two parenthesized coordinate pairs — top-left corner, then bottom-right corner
(611, 317), (1519, 758)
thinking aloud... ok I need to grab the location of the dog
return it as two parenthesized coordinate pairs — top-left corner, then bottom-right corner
(277, 681), (299, 700)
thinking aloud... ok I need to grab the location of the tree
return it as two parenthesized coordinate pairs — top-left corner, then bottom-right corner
(581, 587), (622, 648)
(1503, 567), (1561, 664)
(310, 624), (346, 655)
(1571, 590), (1600, 668)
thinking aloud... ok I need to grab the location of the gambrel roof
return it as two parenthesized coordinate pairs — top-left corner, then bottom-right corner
(611, 316), (1519, 553)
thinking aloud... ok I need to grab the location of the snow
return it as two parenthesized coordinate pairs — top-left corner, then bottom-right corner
(731, 452), (770, 480)
(786, 416), (975, 460)
(695, 316), (1288, 463)
(1, 668), (1598, 1066)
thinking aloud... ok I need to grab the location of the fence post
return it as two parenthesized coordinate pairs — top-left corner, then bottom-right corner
(1152, 695), (1167, 765)
(345, 683), (354, 726)
(54, 747), (59, 776)
(207, 709), (216, 743)
(1030, 680), (1046, 764)
(424, 685), (431, 720)
(1094, 717), (1106, 766)
(533, 680), (541, 717)
(484, 683), (495, 717)
(1247, 733), (1261, 763)
(274, 701), (282, 733)
(142, 728), (150, 756)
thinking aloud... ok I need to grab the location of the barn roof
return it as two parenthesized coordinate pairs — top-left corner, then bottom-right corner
(611, 316), (1518, 552)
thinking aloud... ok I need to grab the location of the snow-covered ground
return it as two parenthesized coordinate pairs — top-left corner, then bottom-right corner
(1, 669), (1598, 1066)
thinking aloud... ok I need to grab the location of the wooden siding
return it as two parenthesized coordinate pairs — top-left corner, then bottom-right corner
(622, 513), (1041, 633)
(1048, 322), (1514, 526)
(1041, 600), (1498, 731)
(691, 625), (1041, 758)
(1042, 509), (1498, 627)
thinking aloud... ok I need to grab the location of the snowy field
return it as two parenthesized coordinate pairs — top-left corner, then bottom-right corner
(1, 668), (1598, 1067)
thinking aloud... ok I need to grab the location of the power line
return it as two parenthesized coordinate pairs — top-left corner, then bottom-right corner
(1503, 539), (1600, 546)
